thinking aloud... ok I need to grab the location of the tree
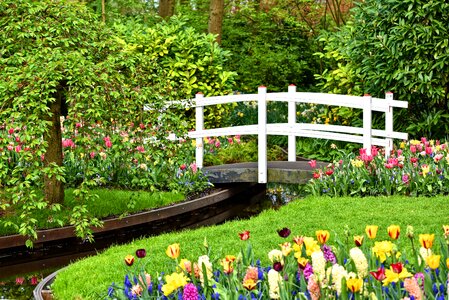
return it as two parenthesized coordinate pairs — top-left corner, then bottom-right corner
(0, 0), (236, 245)
(316, 0), (449, 137)
(208, 0), (224, 43)
(159, 0), (175, 18)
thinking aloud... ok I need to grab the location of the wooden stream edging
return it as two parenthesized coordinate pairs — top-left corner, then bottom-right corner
(0, 183), (266, 279)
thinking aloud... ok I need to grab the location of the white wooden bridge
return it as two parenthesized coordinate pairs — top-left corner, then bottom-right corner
(188, 85), (408, 184)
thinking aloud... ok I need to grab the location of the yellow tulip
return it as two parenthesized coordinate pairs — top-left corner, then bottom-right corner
(419, 234), (435, 249)
(346, 277), (363, 293)
(316, 230), (330, 244)
(365, 225), (378, 239)
(387, 225), (400, 240)
(426, 255), (441, 270)
(354, 235), (364, 247)
(166, 243), (180, 259)
(243, 279), (257, 291)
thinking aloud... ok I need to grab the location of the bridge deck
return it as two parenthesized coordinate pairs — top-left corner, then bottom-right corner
(203, 161), (328, 184)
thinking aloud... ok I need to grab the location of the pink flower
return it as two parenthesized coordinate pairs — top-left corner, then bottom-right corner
(313, 172), (321, 179)
(410, 157), (418, 163)
(103, 136), (112, 148)
(371, 146), (379, 156)
(30, 276), (38, 286)
(402, 174), (409, 184)
(75, 123), (82, 128)
(410, 145), (416, 153)
(7, 145), (13, 151)
(136, 146), (145, 153)
(361, 154), (373, 162)
(139, 123), (145, 129)
(215, 140), (221, 148)
(90, 152), (96, 159)
(421, 137), (427, 144)
(15, 277), (25, 285)
(235, 135), (241, 144)
(404, 277), (423, 300)
(190, 163), (198, 174)
(359, 148), (367, 155)
(180, 164), (187, 170)
(308, 160), (317, 168)
(8, 128), (14, 135)
(307, 276), (321, 300)
(15, 145), (22, 153)
(384, 163), (394, 169)
(227, 137), (234, 144)
(425, 146), (432, 155)
(325, 169), (333, 176)
(182, 283), (199, 300)
(434, 154), (443, 162)
(397, 149), (403, 156)
(62, 138), (75, 148)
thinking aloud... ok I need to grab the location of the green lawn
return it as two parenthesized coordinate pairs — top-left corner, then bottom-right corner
(0, 189), (184, 236)
(52, 194), (449, 299)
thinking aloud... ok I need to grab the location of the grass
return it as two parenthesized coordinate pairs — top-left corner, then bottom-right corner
(0, 189), (184, 236)
(52, 194), (449, 299)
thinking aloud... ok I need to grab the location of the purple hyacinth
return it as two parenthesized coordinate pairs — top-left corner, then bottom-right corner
(322, 244), (337, 264)
(183, 283), (199, 300)
(303, 263), (314, 281)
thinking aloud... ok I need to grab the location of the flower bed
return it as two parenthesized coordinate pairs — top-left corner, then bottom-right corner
(307, 138), (449, 197)
(106, 225), (449, 299)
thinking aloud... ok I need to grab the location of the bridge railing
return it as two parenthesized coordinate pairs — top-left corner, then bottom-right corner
(188, 85), (408, 183)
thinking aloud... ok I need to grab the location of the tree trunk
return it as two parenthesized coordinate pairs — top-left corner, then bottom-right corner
(208, 0), (224, 44)
(159, 0), (175, 19)
(43, 88), (64, 205)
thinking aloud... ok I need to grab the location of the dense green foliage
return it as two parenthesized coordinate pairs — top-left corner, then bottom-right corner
(317, 0), (449, 138)
(52, 194), (449, 299)
(0, 0), (234, 245)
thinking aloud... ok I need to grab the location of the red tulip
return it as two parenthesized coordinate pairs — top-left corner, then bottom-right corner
(239, 230), (250, 241)
(370, 267), (386, 281)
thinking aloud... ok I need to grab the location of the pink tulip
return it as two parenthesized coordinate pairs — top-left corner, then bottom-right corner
(410, 145), (416, 153)
(425, 147), (433, 155)
(308, 160), (317, 168)
(190, 163), (198, 174)
(8, 128), (14, 135)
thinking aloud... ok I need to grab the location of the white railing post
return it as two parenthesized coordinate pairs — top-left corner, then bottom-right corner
(363, 94), (372, 156)
(385, 91), (394, 158)
(288, 85), (297, 162)
(258, 86), (267, 183)
(195, 93), (204, 168)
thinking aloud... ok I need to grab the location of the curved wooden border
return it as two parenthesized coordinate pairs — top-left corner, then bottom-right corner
(0, 186), (247, 249)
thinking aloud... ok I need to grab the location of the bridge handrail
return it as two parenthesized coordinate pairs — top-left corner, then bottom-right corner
(188, 85), (408, 183)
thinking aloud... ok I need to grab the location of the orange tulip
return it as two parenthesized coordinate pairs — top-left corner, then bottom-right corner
(354, 235), (364, 247)
(387, 225), (400, 240)
(419, 234), (435, 249)
(124, 254), (135, 266)
(365, 225), (378, 239)
(316, 230), (330, 244)
(165, 243), (180, 259)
